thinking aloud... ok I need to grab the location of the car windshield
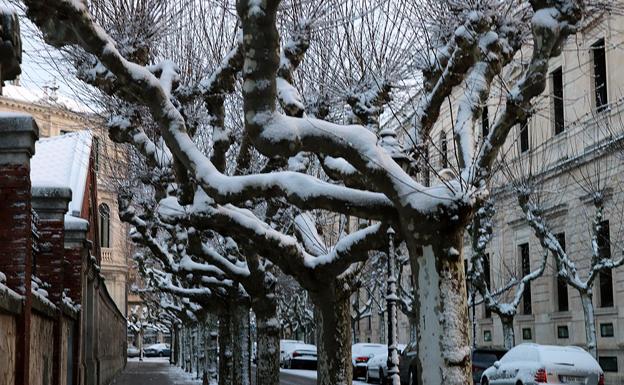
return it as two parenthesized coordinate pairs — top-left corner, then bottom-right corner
(353, 344), (386, 356)
(473, 352), (499, 366)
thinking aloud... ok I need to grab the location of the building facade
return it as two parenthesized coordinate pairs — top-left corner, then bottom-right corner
(355, 8), (624, 384)
(0, 83), (132, 315)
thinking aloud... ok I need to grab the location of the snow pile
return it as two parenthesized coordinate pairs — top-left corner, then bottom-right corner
(62, 289), (81, 312)
(31, 275), (56, 309)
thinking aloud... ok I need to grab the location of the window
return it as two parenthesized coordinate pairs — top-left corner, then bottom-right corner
(483, 330), (492, 342)
(522, 328), (532, 340)
(557, 325), (569, 339)
(94, 136), (100, 172)
(484, 254), (492, 318)
(552, 67), (564, 135)
(600, 323), (614, 337)
(98, 203), (111, 248)
(440, 131), (448, 168)
(482, 106), (489, 139)
(592, 39), (608, 112)
(599, 356), (618, 372)
(597, 220), (614, 308)
(599, 269), (614, 308)
(423, 146), (431, 187)
(520, 243), (532, 314)
(555, 233), (569, 312)
(520, 120), (529, 153)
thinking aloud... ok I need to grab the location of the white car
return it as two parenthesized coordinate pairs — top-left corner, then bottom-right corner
(481, 343), (604, 385)
(352, 343), (387, 379)
(280, 339), (304, 366)
(281, 343), (317, 370)
(365, 344), (406, 384)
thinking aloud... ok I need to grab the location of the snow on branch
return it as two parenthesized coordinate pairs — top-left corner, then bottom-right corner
(474, 0), (584, 181)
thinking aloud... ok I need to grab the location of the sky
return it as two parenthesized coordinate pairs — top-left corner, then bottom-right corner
(1, 1), (85, 102)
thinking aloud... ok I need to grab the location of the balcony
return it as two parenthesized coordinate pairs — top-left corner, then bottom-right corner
(101, 248), (114, 264)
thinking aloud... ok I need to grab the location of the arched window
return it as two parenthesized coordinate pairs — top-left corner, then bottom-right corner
(99, 203), (111, 248)
(439, 131), (448, 168)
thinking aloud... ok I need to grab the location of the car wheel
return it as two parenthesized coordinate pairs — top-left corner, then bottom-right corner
(516, 381), (523, 385)
(379, 368), (386, 385)
(481, 378), (488, 385)
(159, 352), (164, 357)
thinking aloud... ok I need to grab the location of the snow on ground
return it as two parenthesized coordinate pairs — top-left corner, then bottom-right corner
(281, 369), (368, 385)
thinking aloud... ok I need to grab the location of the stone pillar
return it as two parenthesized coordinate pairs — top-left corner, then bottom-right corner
(32, 186), (71, 385)
(31, 186), (72, 304)
(0, 113), (38, 385)
(64, 217), (88, 385)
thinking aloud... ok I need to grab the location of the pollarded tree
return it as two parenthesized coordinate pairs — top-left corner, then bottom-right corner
(23, 0), (590, 384)
(468, 199), (548, 349)
(508, 162), (624, 358)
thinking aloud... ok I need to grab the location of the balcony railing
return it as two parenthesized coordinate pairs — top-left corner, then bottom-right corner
(101, 248), (114, 264)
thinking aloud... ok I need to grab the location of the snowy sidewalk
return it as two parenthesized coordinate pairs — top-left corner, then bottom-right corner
(110, 358), (201, 385)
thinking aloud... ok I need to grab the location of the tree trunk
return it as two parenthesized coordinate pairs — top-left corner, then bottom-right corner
(254, 302), (281, 385)
(204, 315), (219, 385)
(232, 302), (251, 385)
(500, 315), (515, 350)
(408, 235), (471, 385)
(219, 311), (234, 385)
(313, 284), (353, 385)
(580, 290), (598, 358)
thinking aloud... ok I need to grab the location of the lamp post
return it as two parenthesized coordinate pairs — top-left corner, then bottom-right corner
(386, 228), (400, 385)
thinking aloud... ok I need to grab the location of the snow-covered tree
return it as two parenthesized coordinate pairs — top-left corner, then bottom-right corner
(468, 199), (548, 349)
(22, 0), (592, 384)
(507, 163), (624, 358)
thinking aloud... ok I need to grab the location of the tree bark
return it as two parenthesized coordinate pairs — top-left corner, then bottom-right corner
(232, 302), (251, 385)
(580, 290), (598, 358)
(408, 233), (471, 385)
(219, 311), (234, 385)
(203, 315), (219, 385)
(254, 302), (281, 385)
(313, 284), (353, 385)
(500, 315), (515, 350)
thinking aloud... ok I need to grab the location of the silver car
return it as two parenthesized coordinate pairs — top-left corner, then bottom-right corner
(481, 343), (604, 385)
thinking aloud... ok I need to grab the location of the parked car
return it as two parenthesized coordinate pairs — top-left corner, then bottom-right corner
(481, 343), (604, 385)
(280, 339), (304, 366)
(365, 344), (406, 384)
(143, 343), (171, 357)
(352, 343), (387, 379)
(398, 341), (417, 385)
(127, 345), (141, 358)
(472, 347), (507, 385)
(281, 343), (318, 370)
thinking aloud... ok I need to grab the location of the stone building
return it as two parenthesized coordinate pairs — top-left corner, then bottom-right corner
(0, 83), (132, 315)
(354, 7), (624, 384)
(0, 113), (126, 385)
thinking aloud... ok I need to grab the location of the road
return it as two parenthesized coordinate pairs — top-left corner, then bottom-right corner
(252, 367), (369, 385)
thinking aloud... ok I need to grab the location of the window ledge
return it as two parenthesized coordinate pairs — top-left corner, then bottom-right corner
(551, 311), (572, 320)
(595, 307), (618, 316)
(516, 314), (535, 322)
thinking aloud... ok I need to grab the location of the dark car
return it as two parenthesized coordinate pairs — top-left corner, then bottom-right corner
(398, 341), (418, 385)
(471, 347), (507, 385)
(143, 343), (171, 357)
(398, 343), (507, 385)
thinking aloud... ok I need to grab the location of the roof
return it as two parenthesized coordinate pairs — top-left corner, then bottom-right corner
(1, 84), (93, 114)
(30, 130), (93, 217)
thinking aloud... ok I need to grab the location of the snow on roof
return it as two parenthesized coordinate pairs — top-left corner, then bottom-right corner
(1, 84), (93, 114)
(30, 130), (93, 217)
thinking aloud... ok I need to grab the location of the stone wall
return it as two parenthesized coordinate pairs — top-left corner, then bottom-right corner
(29, 312), (55, 385)
(0, 312), (16, 385)
(0, 113), (127, 385)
